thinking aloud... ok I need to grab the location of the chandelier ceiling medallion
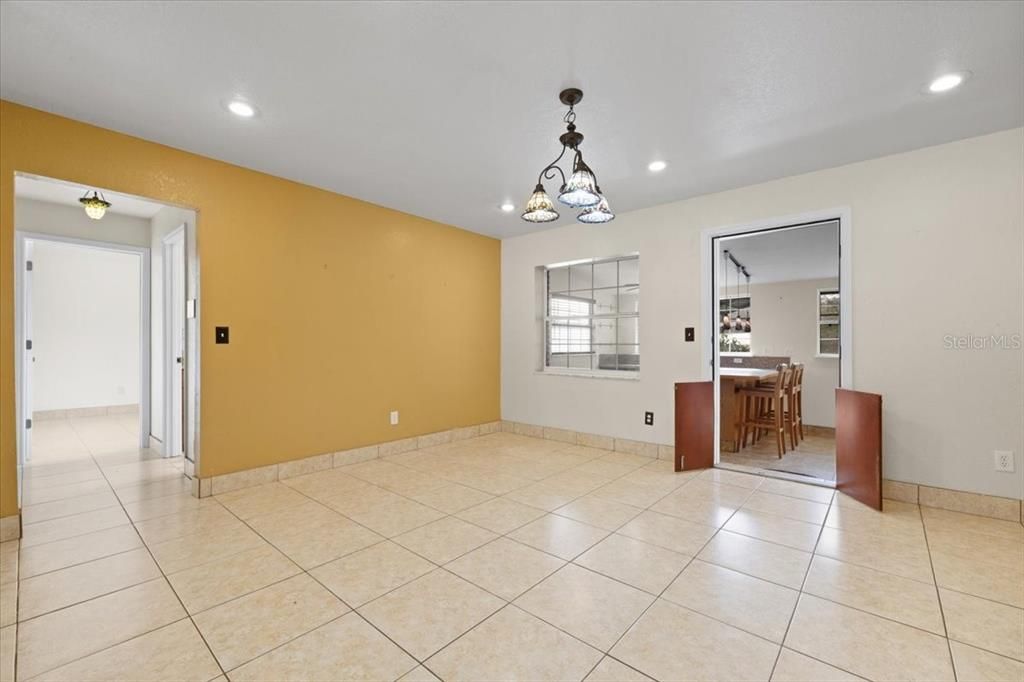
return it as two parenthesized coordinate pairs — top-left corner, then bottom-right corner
(521, 88), (614, 224)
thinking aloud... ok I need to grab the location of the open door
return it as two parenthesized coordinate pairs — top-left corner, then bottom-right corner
(835, 388), (883, 509)
(163, 227), (186, 458)
(674, 381), (714, 472)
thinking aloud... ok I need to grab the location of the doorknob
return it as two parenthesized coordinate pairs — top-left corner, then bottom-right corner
(176, 357), (183, 364)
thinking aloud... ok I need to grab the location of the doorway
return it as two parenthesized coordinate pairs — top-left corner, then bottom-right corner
(16, 233), (150, 466)
(701, 210), (853, 488)
(13, 173), (200, 504)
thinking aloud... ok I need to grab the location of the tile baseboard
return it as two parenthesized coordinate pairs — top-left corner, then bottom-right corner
(501, 421), (670, 461)
(195, 420), (503, 498)
(883, 478), (1022, 522)
(34, 404), (139, 420)
(190, 415), (1020, 523)
(0, 515), (21, 542)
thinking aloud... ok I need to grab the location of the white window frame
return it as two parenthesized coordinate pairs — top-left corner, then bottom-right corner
(541, 254), (640, 379)
(817, 287), (840, 358)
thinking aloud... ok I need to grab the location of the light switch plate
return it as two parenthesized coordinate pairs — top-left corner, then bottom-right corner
(390, 410), (399, 426)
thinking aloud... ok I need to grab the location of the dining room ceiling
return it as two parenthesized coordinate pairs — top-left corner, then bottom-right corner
(1, 1), (1021, 239)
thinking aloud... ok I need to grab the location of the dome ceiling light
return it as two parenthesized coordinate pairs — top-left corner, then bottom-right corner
(521, 88), (614, 224)
(79, 190), (111, 220)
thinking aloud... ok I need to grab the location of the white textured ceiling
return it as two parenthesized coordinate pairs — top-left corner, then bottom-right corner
(15, 175), (166, 218)
(720, 222), (839, 285)
(1, 1), (1021, 239)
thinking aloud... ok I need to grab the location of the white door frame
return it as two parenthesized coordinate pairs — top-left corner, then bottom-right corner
(700, 207), (853, 468)
(14, 231), (152, 452)
(162, 224), (186, 458)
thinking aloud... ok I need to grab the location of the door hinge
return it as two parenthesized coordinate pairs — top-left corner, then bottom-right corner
(25, 418), (32, 430)
(26, 339), (32, 350)
(26, 260), (33, 271)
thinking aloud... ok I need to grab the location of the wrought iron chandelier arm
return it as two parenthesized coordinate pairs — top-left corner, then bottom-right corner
(537, 145), (568, 187)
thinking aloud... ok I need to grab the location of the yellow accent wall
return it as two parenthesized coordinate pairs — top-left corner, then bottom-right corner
(0, 101), (501, 517)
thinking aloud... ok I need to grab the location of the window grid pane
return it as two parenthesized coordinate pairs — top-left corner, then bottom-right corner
(545, 256), (639, 372)
(818, 289), (840, 355)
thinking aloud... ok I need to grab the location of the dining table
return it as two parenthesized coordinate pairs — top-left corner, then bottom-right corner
(720, 367), (779, 452)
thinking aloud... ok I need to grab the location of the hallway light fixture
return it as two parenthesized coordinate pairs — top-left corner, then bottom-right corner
(521, 89), (614, 224)
(79, 190), (111, 220)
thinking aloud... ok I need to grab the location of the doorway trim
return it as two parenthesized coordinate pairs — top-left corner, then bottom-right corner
(14, 231), (152, 455)
(700, 207), (853, 475)
(161, 224), (186, 459)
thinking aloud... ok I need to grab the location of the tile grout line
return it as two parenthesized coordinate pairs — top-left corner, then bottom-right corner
(75, 418), (230, 682)
(18, 418), (230, 682)
(211, 485), (437, 678)
(922, 512), (960, 682)
(16, 428), (1019, 681)
(581, 474), (766, 677)
(766, 485), (837, 679)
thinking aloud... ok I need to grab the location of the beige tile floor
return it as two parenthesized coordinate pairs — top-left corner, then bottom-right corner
(721, 431), (836, 482)
(2, 415), (1023, 681)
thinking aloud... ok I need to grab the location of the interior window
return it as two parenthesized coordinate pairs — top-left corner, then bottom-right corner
(545, 255), (639, 372)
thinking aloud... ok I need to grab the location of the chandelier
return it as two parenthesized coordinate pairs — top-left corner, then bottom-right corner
(521, 88), (614, 224)
(79, 190), (111, 220)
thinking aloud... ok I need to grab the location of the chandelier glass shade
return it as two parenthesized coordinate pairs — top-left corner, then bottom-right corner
(79, 190), (111, 220)
(522, 89), (613, 224)
(521, 184), (560, 223)
(576, 187), (615, 223)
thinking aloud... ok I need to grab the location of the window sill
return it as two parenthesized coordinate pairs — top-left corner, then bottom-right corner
(816, 353), (840, 359)
(537, 368), (641, 381)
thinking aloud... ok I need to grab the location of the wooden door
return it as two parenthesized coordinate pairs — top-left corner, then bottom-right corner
(835, 388), (883, 510)
(674, 381), (714, 472)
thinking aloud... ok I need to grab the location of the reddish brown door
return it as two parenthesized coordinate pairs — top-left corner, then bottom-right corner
(835, 388), (883, 510)
(674, 381), (714, 472)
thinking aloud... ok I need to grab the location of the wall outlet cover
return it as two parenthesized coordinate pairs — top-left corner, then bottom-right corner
(644, 411), (654, 426)
(390, 410), (399, 426)
(994, 450), (1015, 473)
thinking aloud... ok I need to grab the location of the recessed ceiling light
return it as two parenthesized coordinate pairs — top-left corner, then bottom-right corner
(500, 202), (515, 213)
(648, 160), (667, 172)
(227, 100), (256, 117)
(928, 73), (965, 93)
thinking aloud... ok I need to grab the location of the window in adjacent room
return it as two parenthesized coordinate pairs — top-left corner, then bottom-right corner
(817, 288), (840, 356)
(719, 294), (751, 355)
(545, 255), (639, 373)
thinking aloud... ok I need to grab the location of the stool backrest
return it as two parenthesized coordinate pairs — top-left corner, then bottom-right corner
(772, 363), (790, 398)
(791, 363), (804, 392)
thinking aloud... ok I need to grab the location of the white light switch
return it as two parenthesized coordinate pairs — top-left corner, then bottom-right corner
(390, 411), (399, 426)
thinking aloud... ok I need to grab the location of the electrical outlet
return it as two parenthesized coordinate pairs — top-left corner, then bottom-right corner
(732, 357), (743, 364)
(390, 410), (399, 426)
(644, 411), (654, 426)
(994, 450), (1015, 473)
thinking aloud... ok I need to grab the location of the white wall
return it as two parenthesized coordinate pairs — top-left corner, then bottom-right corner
(16, 197), (151, 247)
(149, 205), (192, 444)
(502, 128), (1024, 500)
(31, 240), (141, 411)
(742, 278), (840, 428)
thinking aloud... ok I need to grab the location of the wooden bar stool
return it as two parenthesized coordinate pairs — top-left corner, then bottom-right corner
(788, 363), (804, 447)
(739, 364), (791, 457)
